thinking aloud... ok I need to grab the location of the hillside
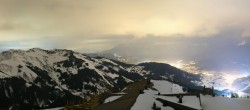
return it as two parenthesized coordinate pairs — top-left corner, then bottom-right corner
(0, 48), (202, 109)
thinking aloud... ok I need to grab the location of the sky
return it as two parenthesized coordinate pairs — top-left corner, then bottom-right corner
(1, 0), (250, 74)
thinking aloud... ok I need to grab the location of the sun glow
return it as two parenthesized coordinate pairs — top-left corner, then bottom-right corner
(223, 74), (239, 86)
(224, 73), (247, 84)
(236, 91), (250, 97)
(169, 61), (183, 69)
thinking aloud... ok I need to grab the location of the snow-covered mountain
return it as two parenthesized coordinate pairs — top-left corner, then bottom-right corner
(0, 48), (202, 109)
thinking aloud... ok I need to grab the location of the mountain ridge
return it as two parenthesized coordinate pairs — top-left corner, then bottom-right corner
(0, 48), (202, 109)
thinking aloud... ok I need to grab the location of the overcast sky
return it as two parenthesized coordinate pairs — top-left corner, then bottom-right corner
(1, 0), (250, 73)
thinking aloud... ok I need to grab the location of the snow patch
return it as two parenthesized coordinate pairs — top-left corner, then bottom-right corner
(104, 95), (122, 103)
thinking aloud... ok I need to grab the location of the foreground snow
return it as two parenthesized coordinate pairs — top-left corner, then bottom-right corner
(151, 80), (184, 94)
(131, 80), (185, 110)
(201, 95), (250, 110)
(132, 80), (250, 110)
(158, 95), (202, 109)
(104, 95), (123, 103)
(131, 89), (175, 110)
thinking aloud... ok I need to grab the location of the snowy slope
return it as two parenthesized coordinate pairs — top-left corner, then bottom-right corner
(0, 48), (144, 109)
(132, 80), (250, 110)
(0, 48), (205, 109)
(131, 89), (175, 110)
(131, 80), (186, 110)
(201, 95), (250, 110)
(151, 80), (184, 94)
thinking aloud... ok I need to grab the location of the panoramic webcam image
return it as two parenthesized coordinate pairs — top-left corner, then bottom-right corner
(1, 0), (250, 110)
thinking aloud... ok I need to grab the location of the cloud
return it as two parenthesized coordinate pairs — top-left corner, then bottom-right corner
(0, 34), (135, 53)
(1, 0), (250, 40)
(238, 41), (247, 46)
(106, 29), (250, 72)
(0, 0), (250, 73)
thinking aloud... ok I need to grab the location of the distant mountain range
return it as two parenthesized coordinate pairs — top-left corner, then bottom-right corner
(0, 48), (204, 109)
